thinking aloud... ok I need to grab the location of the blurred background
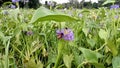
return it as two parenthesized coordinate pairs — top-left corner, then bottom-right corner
(0, 0), (120, 9)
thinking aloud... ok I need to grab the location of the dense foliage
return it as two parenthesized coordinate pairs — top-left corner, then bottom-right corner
(0, 6), (120, 68)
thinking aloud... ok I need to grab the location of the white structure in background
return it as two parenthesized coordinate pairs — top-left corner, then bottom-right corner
(39, 0), (98, 4)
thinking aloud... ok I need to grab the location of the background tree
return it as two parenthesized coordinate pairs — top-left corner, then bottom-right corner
(0, 0), (41, 9)
(79, 0), (85, 8)
(69, 0), (80, 8)
(28, 0), (41, 9)
(44, 1), (57, 9)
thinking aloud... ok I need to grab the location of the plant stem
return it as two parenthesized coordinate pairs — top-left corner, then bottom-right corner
(54, 41), (64, 68)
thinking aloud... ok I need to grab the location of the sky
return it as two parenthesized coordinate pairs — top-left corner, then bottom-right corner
(40, 0), (98, 4)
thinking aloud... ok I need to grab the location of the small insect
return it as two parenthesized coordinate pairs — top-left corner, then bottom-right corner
(57, 28), (69, 39)
(57, 33), (63, 39)
(64, 28), (69, 35)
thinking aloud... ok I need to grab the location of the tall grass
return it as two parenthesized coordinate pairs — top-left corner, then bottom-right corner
(0, 7), (120, 68)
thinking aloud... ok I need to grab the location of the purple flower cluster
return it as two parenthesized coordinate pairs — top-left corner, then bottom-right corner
(3, 10), (9, 15)
(26, 31), (33, 36)
(78, 13), (83, 18)
(12, 0), (20, 3)
(110, 4), (119, 9)
(22, 31), (33, 36)
(10, 5), (16, 9)
(114, 15), (119, 19)
(56, 28), (74, 41)
(47, 1), (55, 7)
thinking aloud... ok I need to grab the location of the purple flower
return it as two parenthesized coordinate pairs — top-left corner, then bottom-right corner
(48, 1), (55, 6)
(56, 28), (74, 41)
(78, 13), (83, 18)
(3, 10), (9, 15)
(68, 11), (73, 16)
(10, 5), (16, 9)
(26, 31), (33, 36)
(12, 0), (20, 3)
(110, 4), (119, 9)
(114, 15), (119, 19)
(22, 31), (33, 36)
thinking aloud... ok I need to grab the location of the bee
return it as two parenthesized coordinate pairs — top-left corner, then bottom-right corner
(56, 28), (68, 39)
(57, 33), (63, 39)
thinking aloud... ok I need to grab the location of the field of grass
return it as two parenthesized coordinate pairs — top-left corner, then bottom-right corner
(0, 6), (120, 68)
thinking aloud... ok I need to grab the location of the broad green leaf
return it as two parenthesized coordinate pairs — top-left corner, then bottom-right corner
(102, 0), (115, 5)
(92, 63), (105, 68)
(81, 9), (90, 13)
(63, 54), (73, 68)
(24, 59), (43, 68)
(79, 48), (103, 63)
(96, 52), (104, 58)
(99, 29), (108, 40)
(107, 40), (118, 56)
(82, 28), (89, 37)
(87, 39), (96, 47)
(112, 56), (120, 68)
(80, 47), (97, 63)
(116, 38), (120, 43)
(30, 6), (77, 23)
(74, 54), (84, 66)
(106, 55), (112, 65)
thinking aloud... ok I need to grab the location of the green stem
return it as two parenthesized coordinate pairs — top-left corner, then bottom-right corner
(95, 42), (106, 52)
(77, 61), (88, 68)
(54, 41), (64, 68)
(54, 52), (62, 68)
(54, 22), (63, 68)
(5, 39), (10, 68)
(16, 2), (19, 8)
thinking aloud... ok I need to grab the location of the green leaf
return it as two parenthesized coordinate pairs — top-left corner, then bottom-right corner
(92, 63), (105, 68)
(0, 31), (5, 39)
(24, 59), (43, 68)
(0, 31), (11, 45)
(81, 9), (90, 13)
(107, 40), (118, 56)
(106, 55), (112, 65)
(99, 29), (108, 40)
(87, 39), (96, 47)
(112, 56), (120, 68)
(8, 8), (20, 22)
(82, 28), (89, 37)
(74, 54), (84, 66)
(96, 52), (104, 58)
(63, 54), (73, 68)
(79, 48), (103, 63)
(116, 38), (120, 43)
(30, 6), (77, 23)
(102, 0), (115, 5)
